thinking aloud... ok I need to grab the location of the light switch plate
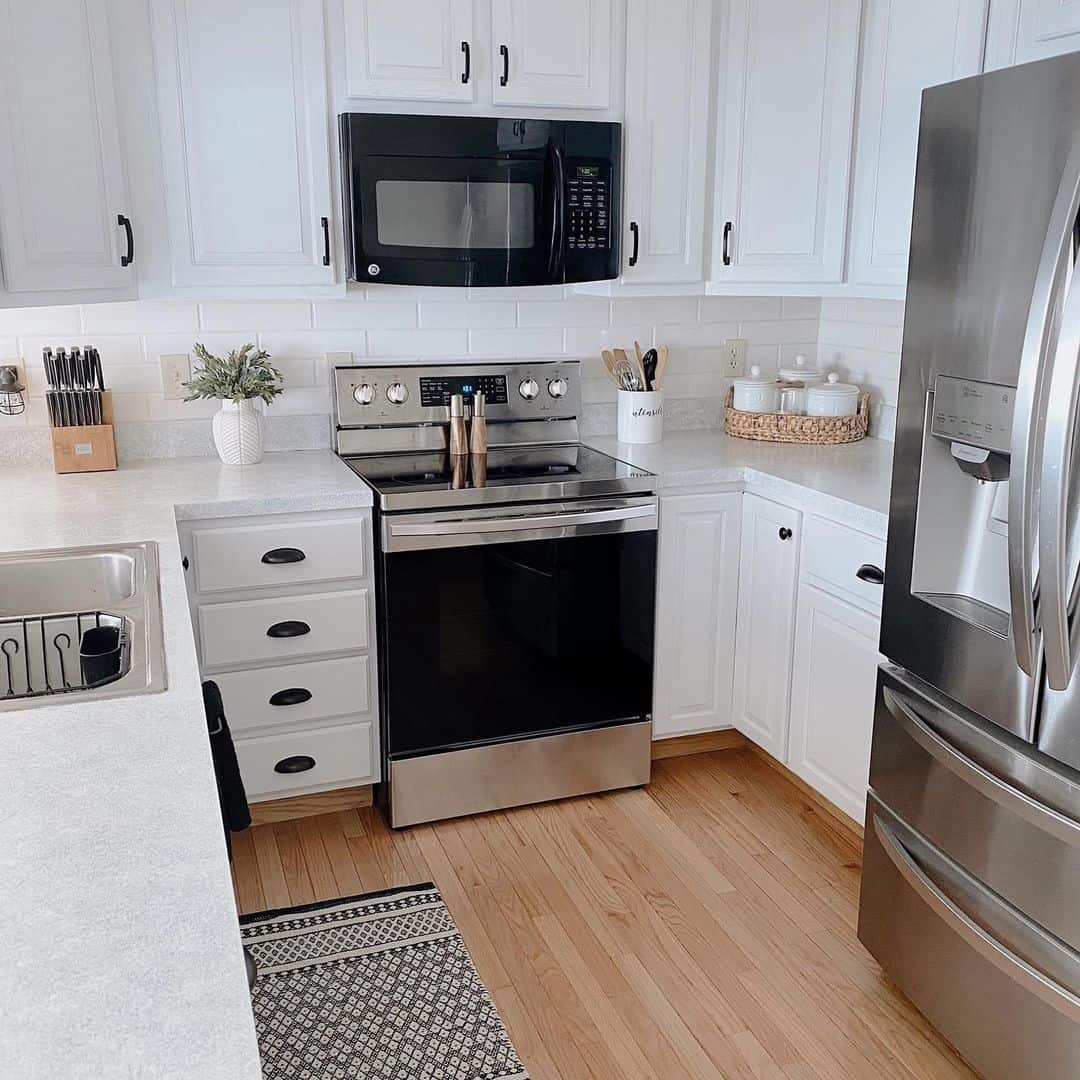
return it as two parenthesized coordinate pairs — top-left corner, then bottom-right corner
(160, 353), (191, 400)
(722, 338), (747, 377)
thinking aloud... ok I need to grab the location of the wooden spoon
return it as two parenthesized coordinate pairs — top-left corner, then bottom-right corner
(653, 345), (669, 389)
(601, 349), (621, 386)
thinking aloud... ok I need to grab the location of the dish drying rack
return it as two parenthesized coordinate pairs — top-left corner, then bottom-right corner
(1, 611), (128, 700)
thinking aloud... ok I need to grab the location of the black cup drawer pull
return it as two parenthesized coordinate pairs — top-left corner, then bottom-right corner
(269, 687), (312, 707)
(274, 755), (316, 775)
(266, 620), (311, 639)
(856, 563), (885, 585)
(778, 527), (793, 541)
(261, 547), (306, 565)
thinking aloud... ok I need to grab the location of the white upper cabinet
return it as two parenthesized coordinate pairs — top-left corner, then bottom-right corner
(986, 0), (1080, 68)
(713, 0), (860, 284)
(653, 493), (742, 739)
(0, 0), (135, 296)
(732, 495), (801, 759)
(151, 0), (335, 288)
(848, 0), (987, 288)
(621, 0), (712, 283)
(343, 0), (476, 101)
(491, 0), (612, 108)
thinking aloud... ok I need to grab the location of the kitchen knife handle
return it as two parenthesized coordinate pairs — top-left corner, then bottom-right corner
(499, 44), (509, 87)
(261, 547), (306, 565)
(321, 216), (330, 267)
(117, 214), (134, 267)
(266, 620), (311, 639)
(461, 40), (470, 84)
(856, 563), (885, 585)
(269, 687), (313, 707)
(629, 221), (639, 268)
(722, 221), (732, 266)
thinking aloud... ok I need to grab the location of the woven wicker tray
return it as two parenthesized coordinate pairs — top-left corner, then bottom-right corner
(723, 386), (869, 445)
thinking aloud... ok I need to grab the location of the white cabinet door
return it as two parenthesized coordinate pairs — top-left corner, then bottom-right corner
(491, 0), (612, 108)
(986, 0), (1080, 68)
(849, 0), (987, 288)
(151, 0), (335, 287)
(621, 0), (712, 283)
(343, 0), (476, 101)
(713, 0), (860, 284)
(788, 584), (883, 822)
(732, 495), (801, 758)
(653, 493), (742, 738)
(0, 0), (134, 295)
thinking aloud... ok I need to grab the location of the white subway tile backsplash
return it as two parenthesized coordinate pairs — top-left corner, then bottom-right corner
(257, 330), (367, 360)
(146, 395), (219, 421)
(845, 298), (905, 326)
(109, 393), (151, 421)
(739, 319), (819, 345)
(107, 365), (166, 394)
(272, 355), (317, 388)
(517, 298), (609, 328)
(266, 387), (332, 416)
(82, 301), (199, 334)
(612, 297), (699, 325)
(662, 322), (739, 348)
(314, 300), (418, 329)
(468, 328), (562, 356)
(700, 297), (782, 322)
(564, 324), (654, 356)
(367, 328), (468, 357)
(781, 297), (823, 320)
(418, 301), (517, 329)
(818, 319), (880, 350)
(0, 305), (81, 336)
(199, 300), (312, 332)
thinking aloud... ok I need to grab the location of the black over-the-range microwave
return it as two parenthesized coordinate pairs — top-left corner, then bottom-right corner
(339, 113), (621, 287)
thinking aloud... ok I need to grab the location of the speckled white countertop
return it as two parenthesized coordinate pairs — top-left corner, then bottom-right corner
(0, 451), (372, 1080)
(587, 430), (893, 537)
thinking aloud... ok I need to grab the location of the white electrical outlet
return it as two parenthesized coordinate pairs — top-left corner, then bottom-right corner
(722, 338), (747, 377)
(160, 353), (191, 400)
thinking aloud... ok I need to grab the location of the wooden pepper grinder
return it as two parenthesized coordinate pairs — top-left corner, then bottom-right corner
(449, 392), (468, 456)
(469, 391), (487, 455)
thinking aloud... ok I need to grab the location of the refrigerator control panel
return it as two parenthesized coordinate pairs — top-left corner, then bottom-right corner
(931, 376), (1015, 454)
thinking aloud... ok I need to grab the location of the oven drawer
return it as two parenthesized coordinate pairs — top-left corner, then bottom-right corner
(214, 655), (372, 735)
(859, 795), (1080, 1080)
(236, 721), (375, 798)
(802, 516), (885, 614)
(198, 589), (370, 669)
(189, 516), (367, 595)
(870, 666), (1080, 950)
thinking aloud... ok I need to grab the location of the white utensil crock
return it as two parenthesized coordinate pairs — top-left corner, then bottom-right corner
(213, 398), (265, 465)
(617, 390), (664, 444)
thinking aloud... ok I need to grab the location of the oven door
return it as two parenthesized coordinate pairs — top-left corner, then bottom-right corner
(379, 497), (657, 760)
(350, 150), (559, 287)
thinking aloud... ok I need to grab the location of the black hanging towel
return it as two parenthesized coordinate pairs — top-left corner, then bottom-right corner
(203, 680), (251, 855)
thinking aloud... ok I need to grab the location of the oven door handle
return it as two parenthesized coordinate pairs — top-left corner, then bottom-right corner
(384, 500), (657, 550)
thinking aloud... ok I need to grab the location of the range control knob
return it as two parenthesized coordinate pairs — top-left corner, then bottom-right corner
(518, 378), (540, 400)
(352, 383), (375, 405)
(385, 382), (409, 405)
(547, 377), (569, 399)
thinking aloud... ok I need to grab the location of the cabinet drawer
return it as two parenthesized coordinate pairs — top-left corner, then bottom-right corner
(214, 655), (372, 734)
(198, 589), (369, 669)
(802, 516), (886, 613)
(190, 516), (367, 594)
(236, 721), (375, 798)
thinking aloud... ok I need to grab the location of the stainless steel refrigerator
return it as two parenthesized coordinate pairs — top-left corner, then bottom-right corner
(859, 53), (1080, 1079)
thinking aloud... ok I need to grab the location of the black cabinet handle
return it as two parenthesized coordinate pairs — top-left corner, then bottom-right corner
(266, 620), (310, 639)
(261, 547), (306, 565)
(269, 687), (313, 707)
(629, 221), (639, 267)
(856, 563), (885, 585)
(722, 221), (732, 266)
(321, 216), (330, 267)
(778, 527), (793, 541)
(499, 44), (509, 86)
(117, 214), (134, 267)
(274, 755), (316, 774)
(461, 40), (470, 84)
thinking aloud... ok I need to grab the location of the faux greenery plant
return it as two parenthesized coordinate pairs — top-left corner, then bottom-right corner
(183, 342), (284, 405)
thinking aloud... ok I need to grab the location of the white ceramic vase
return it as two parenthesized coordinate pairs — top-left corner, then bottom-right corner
(212, 398), (265, 465)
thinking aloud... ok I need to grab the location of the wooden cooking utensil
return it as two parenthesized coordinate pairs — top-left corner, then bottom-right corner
(601, 349), (621, 386)
(653, 345), (669, 389)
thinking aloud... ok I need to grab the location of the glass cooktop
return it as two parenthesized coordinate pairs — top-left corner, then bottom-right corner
(342, 444), (654, 510)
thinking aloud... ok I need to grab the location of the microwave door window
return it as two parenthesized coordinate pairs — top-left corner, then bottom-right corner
(375, 180), (535, 251)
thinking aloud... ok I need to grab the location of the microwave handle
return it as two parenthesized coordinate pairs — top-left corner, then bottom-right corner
(548, 144), (565, 280)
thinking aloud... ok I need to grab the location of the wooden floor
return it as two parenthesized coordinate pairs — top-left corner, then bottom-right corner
(231, 748), (974, 1079)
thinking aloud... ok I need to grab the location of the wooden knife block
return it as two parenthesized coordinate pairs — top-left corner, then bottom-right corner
(50, 391), (118, 474)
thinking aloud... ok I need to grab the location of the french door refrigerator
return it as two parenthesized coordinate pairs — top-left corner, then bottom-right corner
(858, 53), (1080, 1079)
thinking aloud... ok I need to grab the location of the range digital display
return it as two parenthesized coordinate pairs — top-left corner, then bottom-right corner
(419, 373), (508, 408)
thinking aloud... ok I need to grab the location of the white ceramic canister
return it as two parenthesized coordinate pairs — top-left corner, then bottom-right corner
(805, 372), (860, 417)
(617, 389), (664, 444)
(777, 353), (823, 414)
(732, 365), (779, 413)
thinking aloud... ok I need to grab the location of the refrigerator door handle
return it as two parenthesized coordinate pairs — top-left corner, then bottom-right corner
(1041, 246), (1080, 691)
(871, 814), (1080, 1021)
(882, 685), (1080, 844)
(1010, 143), (1080, 677)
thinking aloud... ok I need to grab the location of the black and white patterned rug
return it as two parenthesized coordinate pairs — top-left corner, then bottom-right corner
(240, 883), (529, 1080)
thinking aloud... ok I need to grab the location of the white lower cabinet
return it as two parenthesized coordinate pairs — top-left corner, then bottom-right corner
(652, 492), (742, 738)
(788, 584), (883, 821)
(731, 495), (801, 758)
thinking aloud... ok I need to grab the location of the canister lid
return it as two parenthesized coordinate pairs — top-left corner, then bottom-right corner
(734, 364), (776, 387)
(806, 372), (859, 398)
(777, 353), (822, 383)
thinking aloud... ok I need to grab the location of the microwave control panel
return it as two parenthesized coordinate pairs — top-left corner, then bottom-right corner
(567, 164), (610, 251)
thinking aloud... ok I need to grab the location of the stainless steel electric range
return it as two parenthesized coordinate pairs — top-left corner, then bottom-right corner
(334, 360), (658, 828)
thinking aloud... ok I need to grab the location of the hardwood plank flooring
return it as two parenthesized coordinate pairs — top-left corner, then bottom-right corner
(232, 748), (974, 1079)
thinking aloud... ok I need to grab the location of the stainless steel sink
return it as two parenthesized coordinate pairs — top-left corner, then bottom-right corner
(0, 542), (166, 709)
